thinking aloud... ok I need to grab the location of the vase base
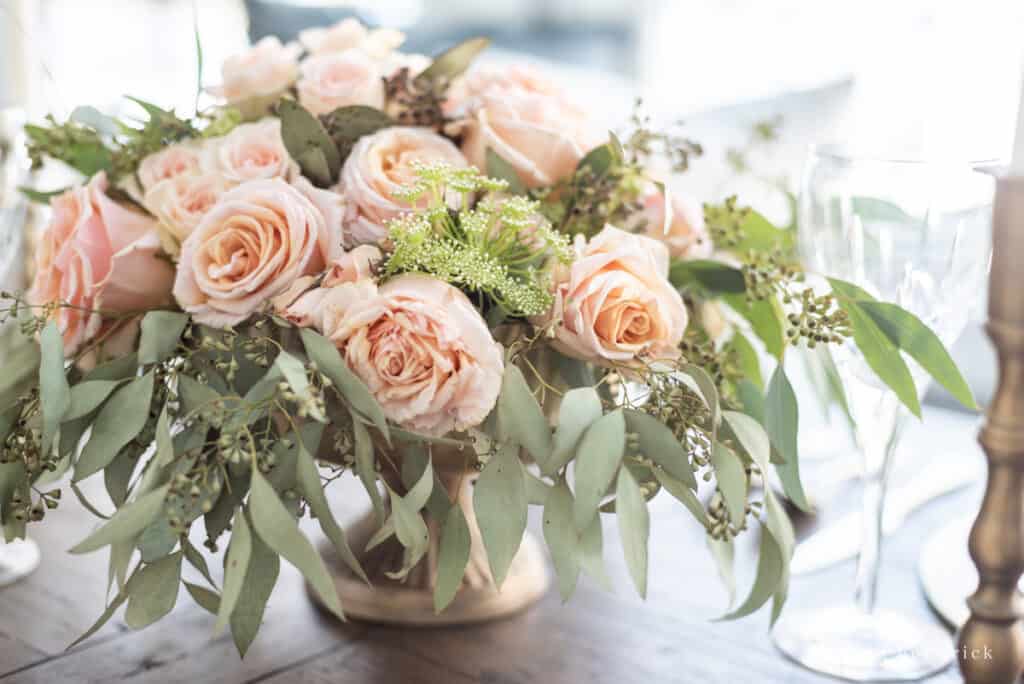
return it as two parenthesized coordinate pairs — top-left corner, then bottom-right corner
(310, 531), (550, 626)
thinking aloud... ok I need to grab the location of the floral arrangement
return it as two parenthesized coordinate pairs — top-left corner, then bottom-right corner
(0, 18), (975, 655)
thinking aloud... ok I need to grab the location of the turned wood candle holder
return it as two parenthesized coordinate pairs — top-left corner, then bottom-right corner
(959, 176), (1024, 683)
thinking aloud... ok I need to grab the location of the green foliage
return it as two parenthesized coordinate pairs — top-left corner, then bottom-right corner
(473, 442), (527, 587)
(276, 98), (341, 187)
(320, 105), (393, 164)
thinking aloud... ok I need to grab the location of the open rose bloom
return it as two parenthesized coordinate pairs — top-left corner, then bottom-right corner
(6, 18), (870, 647)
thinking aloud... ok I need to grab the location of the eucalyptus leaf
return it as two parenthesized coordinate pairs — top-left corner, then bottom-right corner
(679, 364), (720, 432)
(709, 442), (747, 525)
(39, 321), (70, 457)
(765, 492), (795, 624)
(385, 484), (430, 580)
(296, 443), (367, 584)
(137, 517), (178, 563)
(485, 148), (527, 195)
(74, 371), (154, 482)
(765, 366), (811, 512)
(728, 331), (763, 390)
(419, 37), (489, 82)
(652, 468), (708, 529)
(524, 469), (553, 506)
(125, 551), (182, 629)
(577, 143), (615, 178)
(185, 582), (220, 615)
(296, 147), (332, 187)
(351, 414), (384, 524)
(669, 259), (746, 295)
(399, 442), (450, 519)
(104, 449), (138, 507)
(572, 410), (625, 532)
(183, 537), (218, 590)
(474, 442), (527, 587)
(70, 484), (169, 554)
(718, 526), (784, 621)
(83, 353), (138, 382)
(300, 328), (389, 441)
(68, 581), (131, 649)
(624, 409), (697, 490)
(230, 528), (280, 657)
(249, 468), (344, 620)
(722, 411), (771, 475)
(321, 105), (394, 162)
(277, 98), (341, 185)
(434, 505), (471, 613)
(724, 293), (786, 360)
(497, 365), (552, 471)
(138, 311), (188, 365)
(275, 350), (326, 422)
(579, 516), (610, 590)
(828, 278), (921, 417)
(551, 387), (602, 475)
(215, 508), (252, 634)
(64, 380), (122, 421)
(616, 467), (650, 599)
(857, 300), (975, 410)
(542, 481), (581, 601)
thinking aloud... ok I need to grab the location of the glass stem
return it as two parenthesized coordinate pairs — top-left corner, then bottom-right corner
(852, 391), (903, 615)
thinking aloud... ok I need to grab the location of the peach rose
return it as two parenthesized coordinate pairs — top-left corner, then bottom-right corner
(272, 245), (381, 327)
(536, 225), (688, 366)
(298, 18), (406, 60)
(454, 65), (598, 188)
(297, 50), (386, 116)
(143, 172), (231, 244)
(213, 37), (300, 108)
(291, 274), (503, 435)
(173, 178), (343, 327)
(203, 118), (295, 184)
(137, 143), (203, 193)
(636, 190), (712, 260)
(28, 173), (174, 355)
(337, 127), (469, 246)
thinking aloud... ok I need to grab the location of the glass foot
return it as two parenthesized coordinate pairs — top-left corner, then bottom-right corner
(0, 538), (40, 587)
(772, 604), (953, 681)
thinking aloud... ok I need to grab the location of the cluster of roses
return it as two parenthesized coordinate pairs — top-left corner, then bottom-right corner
(26, 19), (711, 438)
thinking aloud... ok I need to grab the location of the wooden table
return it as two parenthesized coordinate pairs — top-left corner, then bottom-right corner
(0, 407), (979, 684)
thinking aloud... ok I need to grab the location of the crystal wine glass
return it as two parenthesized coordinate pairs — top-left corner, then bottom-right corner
(772, 145), (994, 681)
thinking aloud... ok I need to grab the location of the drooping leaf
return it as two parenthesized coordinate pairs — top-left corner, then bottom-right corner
(230, 527), (280, 656)
(616, 467), (650, 599)
(669, 259), (746, 295)
(185, 582), (220, 615)
(296, 443), (367, 583)
(39, 321), (70, 457)
(104, 448), (138, 507)
(652, 468), (708, 528)
(497, 365), (552, 471)
(215, 508), (253, 633)
(300, 328), (389, 441)
(679, 363), (720, 432)
(124, 551), (182, 629)
(70, 484), (169, 554)
(579, 515), (610, 590)
(724, 293), (786, 360)
(857, 300), (976, 410)
(542, 481), (581, 601)
(765, 366), (811, 512)
(722, 410), (771, 475)
(485, 148), (527, 196)
(624, 409), (696, 490)
(828, 277), (921, 417)
(249, 468), (344, 620)
(351, 414), (385, 524)
(764, 491), (795, 624)
(384, 483), (430, 581)
(572, 410), (625, 531)
(550, 387), (602, 475)
(182, 537), (218, 590)
(434, 505), (471, 613)
(64, 379), (122, 421)
(474, 442), (527, 588)
(74, 371), (154, 482)
(419, 37), (490, 83)
(709, 442), (747, 525)
(728, 331), (763, 390)
(138, 311), (188, 365)
(718, 526), (785, 621)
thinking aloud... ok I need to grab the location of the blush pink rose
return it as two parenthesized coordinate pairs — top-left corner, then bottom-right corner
(143, 172), (231, 243)
(28, 173), (174, 355)
(299, 18), (406, 59)
(291, 274), (503, 435)
(636, 190), (712, 260)
(213, 37), (300, 107)
(137, 143), (203, 193)
(535, 225), (688, 366)
(297, 50), (386, 116)
(454, 65), (599, 188)
(337, 126), (469, 246)
(272, 244), (381, 327)
(173, 178), (343, 327)
(203, 118), (296, 184)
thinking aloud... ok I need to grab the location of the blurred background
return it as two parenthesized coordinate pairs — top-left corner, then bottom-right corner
(2, 0), (1023, 409)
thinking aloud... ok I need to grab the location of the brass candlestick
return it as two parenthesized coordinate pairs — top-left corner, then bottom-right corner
(959, 176), (1024, 683)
